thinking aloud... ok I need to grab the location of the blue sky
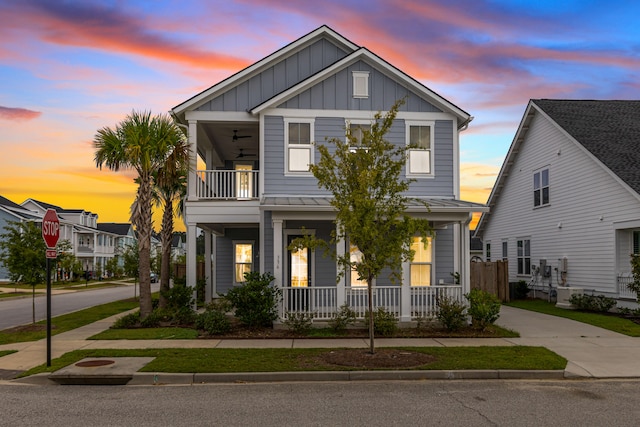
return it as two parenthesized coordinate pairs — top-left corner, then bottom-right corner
(0, 0), (638, 228)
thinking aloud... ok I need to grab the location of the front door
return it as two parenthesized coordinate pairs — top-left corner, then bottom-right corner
(287, 235), (311, 310)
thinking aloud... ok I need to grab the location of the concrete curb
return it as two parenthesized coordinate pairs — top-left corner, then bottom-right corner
(126, 369), (566, 385)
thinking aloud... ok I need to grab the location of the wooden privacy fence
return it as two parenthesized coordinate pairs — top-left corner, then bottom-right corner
(173, 262), (205, 280)
(470, 260), (509, 302)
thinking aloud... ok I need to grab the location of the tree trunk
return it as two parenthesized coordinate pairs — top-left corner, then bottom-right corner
(367, 277), (375, 354)
(136, 177), (153, 319)
(158, 200), (174, 309)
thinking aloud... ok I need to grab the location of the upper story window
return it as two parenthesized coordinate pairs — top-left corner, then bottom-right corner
(406, 122), (434, 176)
(346, 121), (371, 152)
(533, 167), (549, 207)
(284, 119), (314, 174)
(352, 71), (369, 98)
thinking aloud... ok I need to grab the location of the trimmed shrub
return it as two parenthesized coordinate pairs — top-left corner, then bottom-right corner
(283, 311), (315, 334)
(514, 280), (530, 300)
(365, 307), (398, 337)
(111, 311), (139, 329)
(466, 288), (501, 330)
(569, 293), (616, 312)
(225, 271), (281, 328)
(329, 303), (357, 332)
(436, 295), (467, 332)
(195, 309), (231, 335)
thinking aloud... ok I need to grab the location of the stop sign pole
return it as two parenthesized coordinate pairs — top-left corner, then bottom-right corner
(42, 209), (60, 367)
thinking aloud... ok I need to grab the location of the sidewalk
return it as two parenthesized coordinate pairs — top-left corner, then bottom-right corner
(2, 305), (640, 383)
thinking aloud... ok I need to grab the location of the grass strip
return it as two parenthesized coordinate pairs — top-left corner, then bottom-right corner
(21, 346), (566, 377)
(0, 292), (43, 299)
(506, 299), (640, 337)
(90, 327), (199, 340)
(0, 298), (139, 345)
(0, 350), (17, 358)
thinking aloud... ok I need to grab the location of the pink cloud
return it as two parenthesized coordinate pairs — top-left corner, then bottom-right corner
(0, 106), (42, 121)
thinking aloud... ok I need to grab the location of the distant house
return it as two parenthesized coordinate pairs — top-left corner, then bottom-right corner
(470, 230), (484, 262)
(171, 25), (487, 320)
(475, 99), (640, 300)
(97, 223), (137, 274)
(0, 196), (43, 282)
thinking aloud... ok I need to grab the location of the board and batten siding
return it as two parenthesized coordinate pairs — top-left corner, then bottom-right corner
(483, 110), (640, 293)
(280, 61), (443, 114)
(434, 227), (454, 284)
(263, 115), (454, 197)
(196, 39), (350, 113)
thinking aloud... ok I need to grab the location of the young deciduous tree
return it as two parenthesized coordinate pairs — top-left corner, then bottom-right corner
(290, 99), (433, 353)
(0, 220), (47, 323)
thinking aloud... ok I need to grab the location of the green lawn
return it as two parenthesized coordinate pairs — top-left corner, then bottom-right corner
(0, 292), (42, 299)
(0, 350), (17, 358)
(91, 327), (199, 340)
(21, 346), (567, 377)
(0, 298), (139, 345)
(506, 299), (640, 337)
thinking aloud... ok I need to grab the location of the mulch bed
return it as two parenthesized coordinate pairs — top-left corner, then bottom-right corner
(311, 348), (437, 369)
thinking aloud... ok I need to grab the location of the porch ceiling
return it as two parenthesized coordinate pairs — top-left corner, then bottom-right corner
(197, 121), (259, 163)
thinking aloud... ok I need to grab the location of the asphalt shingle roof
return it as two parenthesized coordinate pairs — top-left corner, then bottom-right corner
(533, 99), (640, 195)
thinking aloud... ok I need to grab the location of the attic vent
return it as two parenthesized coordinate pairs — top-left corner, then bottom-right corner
(352, 71), (369, 98)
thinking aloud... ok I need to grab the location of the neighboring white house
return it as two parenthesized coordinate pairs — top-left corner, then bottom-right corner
(96, 223), (137, 274)
(171, 25), (487, 320)
(475, 99), (640, 301)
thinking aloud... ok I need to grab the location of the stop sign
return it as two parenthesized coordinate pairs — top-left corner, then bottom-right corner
(42, 209), (60, 248)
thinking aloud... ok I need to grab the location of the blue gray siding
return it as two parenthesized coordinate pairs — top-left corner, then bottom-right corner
(285, 220), (336, 287)
(196, 39), (350, 112)
(216, 228), (260, 295)
(434, 227), (454, 283)
(280, 61), (443, 113)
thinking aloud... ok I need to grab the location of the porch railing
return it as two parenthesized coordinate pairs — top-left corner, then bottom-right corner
(196, 170), (259, 199)
(617, 273), (637, 300)
(281, 285), (463, 321)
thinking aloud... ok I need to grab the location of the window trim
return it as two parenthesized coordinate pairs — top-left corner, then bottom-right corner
(533, 167), (550, 208)
(502, 240), (508, 260)
(516, 238), (531, 276)
(410, 236), (433, 287)
(284, 118), (315, 176)
(485, 242), (491, 262)
(233, 240), (254, 284)
(405, 120), (435, 177)
(352, 71), (369, 98)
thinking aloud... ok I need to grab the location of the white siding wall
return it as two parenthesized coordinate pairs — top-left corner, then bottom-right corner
(483, 111), (640, 293)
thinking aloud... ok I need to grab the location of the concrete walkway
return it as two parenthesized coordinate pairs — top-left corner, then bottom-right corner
(1, 305), (640, 382)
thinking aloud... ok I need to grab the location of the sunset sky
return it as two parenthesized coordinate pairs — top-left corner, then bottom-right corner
(1, 0), (639, 231)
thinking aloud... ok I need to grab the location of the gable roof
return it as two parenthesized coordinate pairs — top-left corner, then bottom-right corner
(172, 25), (470, 126)
(0, 195), (23, 210)
(171, 25), (358, 119)
(475, 99), (640, 237)
(97, 223), (133, 236)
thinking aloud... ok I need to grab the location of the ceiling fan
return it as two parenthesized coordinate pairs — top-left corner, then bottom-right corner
(232, 129), (251, 141)
(235, 148), (256, 159)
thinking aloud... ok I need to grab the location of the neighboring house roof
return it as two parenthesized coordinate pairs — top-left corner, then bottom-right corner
(469, 230), (483, 252)
(97, 223), (133, 236)
(0, 195), (23, 210)
(172, 233), (185, 248)
(475, 99), (640, 237)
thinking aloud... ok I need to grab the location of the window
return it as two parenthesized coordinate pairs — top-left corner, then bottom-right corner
(533, 168), (549, 207)
(234, 242), (253, 283)
(410, 236), (433, 286)
(285, 119), (314, 173)
(517, 239), (531, 275)
(485, 242), (491, 262)
(634, 231), (640, 255)
(352, 71), (369, 98)
(502, 241), (508, 260)
(349, 244), (367, 287)
(347, 122), (371, 145)
(406, 122), (434, 175)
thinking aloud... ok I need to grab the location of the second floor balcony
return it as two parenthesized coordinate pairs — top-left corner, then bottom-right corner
(196, 169), (260, 200)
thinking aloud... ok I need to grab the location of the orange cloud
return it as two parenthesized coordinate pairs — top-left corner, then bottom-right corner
(0, 106), (42, 121)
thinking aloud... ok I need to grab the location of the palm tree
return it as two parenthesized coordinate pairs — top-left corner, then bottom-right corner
(93, 111), (188, 319)
(153, 141), (189, 309)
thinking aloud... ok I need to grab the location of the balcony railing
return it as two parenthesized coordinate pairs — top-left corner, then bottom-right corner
(617, 273), (637, 300)
(196, 170), (259, 199)
(281, 285), (463, 320)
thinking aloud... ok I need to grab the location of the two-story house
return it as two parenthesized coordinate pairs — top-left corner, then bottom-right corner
(171, 26), (487, 321)
(475, 99), (640, 302)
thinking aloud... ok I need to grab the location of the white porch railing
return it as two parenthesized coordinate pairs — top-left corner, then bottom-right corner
(617, 273), (637, 300)
(196, 170), (259, 199)
(281, 285), (464, 321)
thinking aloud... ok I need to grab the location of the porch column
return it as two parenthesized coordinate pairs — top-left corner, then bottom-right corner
(186, 222), (198, 309)
(204, 229), (213, 302)
(272, 219), (283, 289)
(458, 216), (472, 294)
(187, 120), (198, 201)
(400, 257), (412, 322)
(336, 232), (346, 308)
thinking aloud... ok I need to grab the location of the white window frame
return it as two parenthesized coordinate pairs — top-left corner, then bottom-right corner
(233, 240), (254, 284)
(406, 120), (435, 177)
(345, 119), (372, 153)
(517, 238), (531, 276)
(284, 118), (315, 176)
(502, 240), (508, 260)
(352, 71), (369, 98)
(533, 167), (550, 207)
(410, 236), (433, 287)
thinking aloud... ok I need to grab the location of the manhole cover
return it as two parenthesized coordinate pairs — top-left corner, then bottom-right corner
(75, 360), (115, 367)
